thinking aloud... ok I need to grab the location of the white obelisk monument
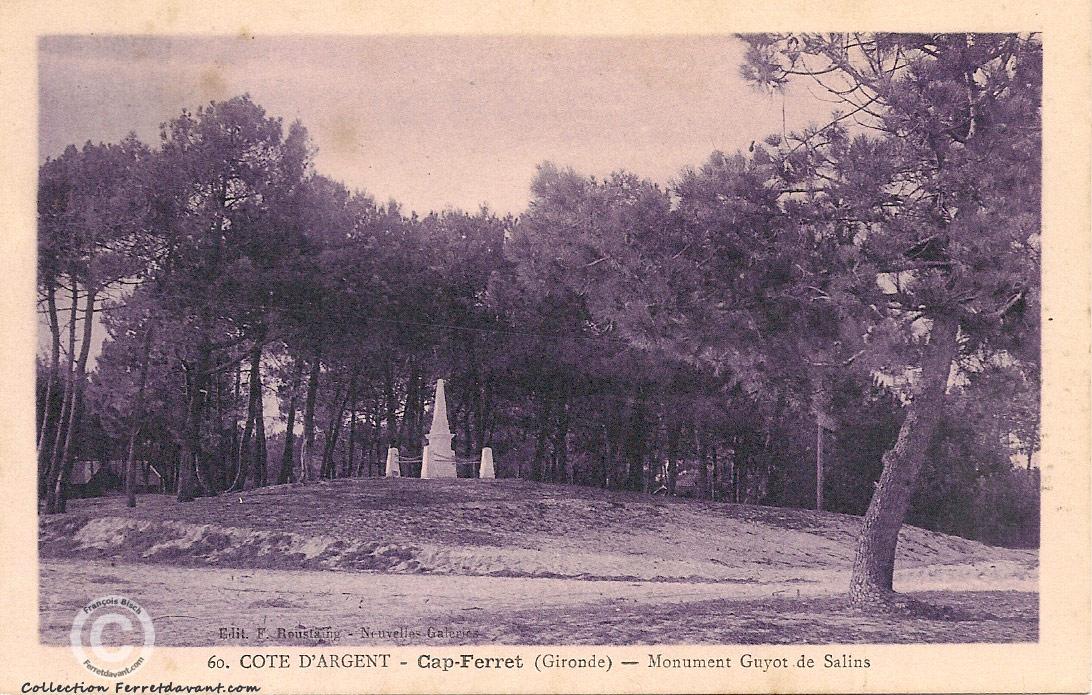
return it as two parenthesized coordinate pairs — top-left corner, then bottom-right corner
(420, 379), (457, 478)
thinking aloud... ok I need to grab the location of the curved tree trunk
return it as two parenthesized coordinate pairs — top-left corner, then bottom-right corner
(42, 375), (73, 501)
(45, 286), (97, 514)
(37, 280), (61, 458)
(849, 315), (959, 606)
(43, 279), (79, 501)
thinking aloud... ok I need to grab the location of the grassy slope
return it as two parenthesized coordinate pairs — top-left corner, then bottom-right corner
(39, 478), (1036, 584)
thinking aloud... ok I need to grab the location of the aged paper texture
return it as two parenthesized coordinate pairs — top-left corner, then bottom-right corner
(1, 1), (1089, 693)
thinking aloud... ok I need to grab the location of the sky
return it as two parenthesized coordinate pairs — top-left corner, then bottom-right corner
(40, 35), (835, 216)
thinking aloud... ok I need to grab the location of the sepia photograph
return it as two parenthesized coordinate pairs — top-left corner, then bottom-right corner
(0, 0), (1088, 687)
(30, 31), (1047, 654)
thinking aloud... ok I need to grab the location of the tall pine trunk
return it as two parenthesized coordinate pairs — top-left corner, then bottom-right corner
(849, 315), (959, 605)
(666, 425), (679, 495)
(474, 380), (488, 454)
(299, 350), (321, 481)
(177, 341), (212, 502)
(625, 396), (647, 492)
(37, 280), (61, 456)
(277, 359), (304, 485)
(383, 361), (399, 451)
(46, 286), (97, 514)
(254, 382), (267, 487)
(480, 380), (496, 453)
(601, 424), (612, 489)
(552, 397), (571, 483)
(231, 334), (264, 491)
(125, 323), (154, 507)
(230, 364), (241, 468)
(694, 428), (708, 499)
(710, 445), (718, 502)
(43, 279), (79, 500)
(233, 387), (256, 490)
(397, 364), (419, 456)
(345, 371), (358, 477)
(320, 382), (349, 478)
(530, 395), (554, 482)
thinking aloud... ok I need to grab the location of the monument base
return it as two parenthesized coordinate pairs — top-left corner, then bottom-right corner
(421, 436), (457, 478)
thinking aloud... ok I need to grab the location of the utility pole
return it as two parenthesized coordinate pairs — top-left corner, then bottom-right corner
(816, 416), (824, 511)
(813, 385), (835, 512)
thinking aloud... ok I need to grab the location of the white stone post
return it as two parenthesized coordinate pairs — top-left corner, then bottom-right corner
(420, 445), (431, 479)
(479, 447), (495, 479)
(385, 447), (400, 478)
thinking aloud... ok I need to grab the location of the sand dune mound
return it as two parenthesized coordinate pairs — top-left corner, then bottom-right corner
(39, 478), (1036, 584)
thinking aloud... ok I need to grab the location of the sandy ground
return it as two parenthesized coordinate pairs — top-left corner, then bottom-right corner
(41, 480), (1038, 582)
(39, 480), (1039, 645)
(40, 557), (1036, 646)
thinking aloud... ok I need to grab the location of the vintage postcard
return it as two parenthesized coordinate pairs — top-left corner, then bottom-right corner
(0, 1), (1089, 693)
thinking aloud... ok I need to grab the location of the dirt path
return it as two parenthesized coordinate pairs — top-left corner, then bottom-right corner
(39, 558), (1035, 646)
